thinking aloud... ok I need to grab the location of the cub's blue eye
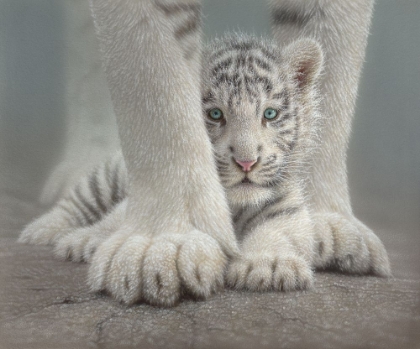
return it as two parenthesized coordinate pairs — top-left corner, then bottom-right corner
(264, 108), (278, 120)
(208, 108), (223, 120)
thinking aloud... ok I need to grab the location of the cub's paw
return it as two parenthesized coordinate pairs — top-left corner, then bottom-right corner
(313, 212), (391, 277)
(88, 229), (227, 306)
(54, 201), (127, 263)
(18, 209), (71, 246)
(226, 252), (313, 292)
(54, 227), (106, 263)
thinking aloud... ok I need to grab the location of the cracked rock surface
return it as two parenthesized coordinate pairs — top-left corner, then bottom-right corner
(1, 195), (419, 349)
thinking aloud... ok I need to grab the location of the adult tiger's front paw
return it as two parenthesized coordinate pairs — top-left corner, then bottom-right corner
(88, 229), (227, 306)
(226, 252), (313, 292)
(313, 212), (391, 277)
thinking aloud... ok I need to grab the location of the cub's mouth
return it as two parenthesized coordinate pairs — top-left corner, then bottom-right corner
(241, 177), (252, 184)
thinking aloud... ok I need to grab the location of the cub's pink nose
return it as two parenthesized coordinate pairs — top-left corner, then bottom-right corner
(235, 159), (257, 172)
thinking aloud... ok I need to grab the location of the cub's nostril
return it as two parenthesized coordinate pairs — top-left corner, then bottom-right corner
(234, 158), (258, 172)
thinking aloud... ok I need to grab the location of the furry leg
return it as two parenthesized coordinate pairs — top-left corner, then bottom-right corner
(88, 0), (238, 306)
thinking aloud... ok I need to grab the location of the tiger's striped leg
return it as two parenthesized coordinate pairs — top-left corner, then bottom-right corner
(88, 0), (238, 306)
(269, 0), (390, 276)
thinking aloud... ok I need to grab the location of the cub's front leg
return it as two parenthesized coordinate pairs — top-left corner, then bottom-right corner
(227, 206), (314, 292)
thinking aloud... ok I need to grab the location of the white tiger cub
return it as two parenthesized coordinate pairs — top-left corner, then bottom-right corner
(21, 34), (323, 293)
(202, 35), (322, 291)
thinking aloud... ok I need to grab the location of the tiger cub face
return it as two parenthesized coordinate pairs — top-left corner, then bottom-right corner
(202, 35), (323, 207)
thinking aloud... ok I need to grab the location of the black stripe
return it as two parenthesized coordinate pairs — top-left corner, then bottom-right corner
(261, 176), (283, 188)
(212, 57), (233, 76)
(282, 113), (293, 121)
(266, 207), (300, 220)
(216, 159), (229, 166)
(262, 154), (277, 166)
(272, 89), (290, 111)
(254, 57), (272, 72)
(89, 169), (108, 214)
(155, 2), (201, 16)
(255, 99), (261, 116)
(274, 140), (289, 152)
(57, 202), (83, 226)
(227, 91), (234, 111)
(205, 120), (218, 128)
(272, 93), (283, 100)
(210, 48), (233, 61)
(202, 92), (215, 105)
(233, 207), (247, 225)
(75, 185), (102, 222)
(247, 56), (255, 74)
(244, 76), (258, 100)
(175, 17), (200, 40)
(214, 72), (230, 86)
(256, 76), (273, 94)
(271, 112), (294, 128)
(246, 206), (300, 233)
(258, 47), (277, 62)
(69, 194), (94, 226)
(242, 74), (273, 95)
(235, 54), (247, 68)
(258, 165), (279, 174)
(229, 42), (257, 52)
(273, 8), (314, 26)
(110, 165), (122, 204)
(241, 195), (286, 232)
(278, 129), (293, 135)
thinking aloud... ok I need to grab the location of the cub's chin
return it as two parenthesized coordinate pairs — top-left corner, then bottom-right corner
(226, 182), (274, 207)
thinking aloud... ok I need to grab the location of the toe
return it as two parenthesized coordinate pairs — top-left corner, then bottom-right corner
(142, 237), (181, 307)
(178, 231), (226, 298)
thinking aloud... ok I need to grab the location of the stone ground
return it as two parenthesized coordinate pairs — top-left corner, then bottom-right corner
(1, 193), (419, 349)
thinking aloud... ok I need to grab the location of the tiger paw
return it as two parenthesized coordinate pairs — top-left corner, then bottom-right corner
(18, 207), (72, 246)
(54, 200), (127, 262)
(54, 227), (106, 263)
(226, 252), (313, 292)
(313, 212), (391, 277)
(88, 229), (227, 306)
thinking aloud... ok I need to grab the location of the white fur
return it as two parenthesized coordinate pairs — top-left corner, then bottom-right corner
(20, 0), (390, 307)
(270, 0), (391, 276)
(85, 0), (239, 305)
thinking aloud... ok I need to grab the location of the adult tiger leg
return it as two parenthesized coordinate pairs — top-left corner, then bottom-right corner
(269, 0), (390, 276)
(88, 0), (238, 306)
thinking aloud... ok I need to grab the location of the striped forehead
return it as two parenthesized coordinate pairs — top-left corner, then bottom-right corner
(206, 44), (283, 109)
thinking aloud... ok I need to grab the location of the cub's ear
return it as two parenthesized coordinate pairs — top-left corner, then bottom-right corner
(282, 38), (323, 91)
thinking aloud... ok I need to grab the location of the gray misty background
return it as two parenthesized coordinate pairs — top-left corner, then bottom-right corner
(0, 0), (419, 240)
